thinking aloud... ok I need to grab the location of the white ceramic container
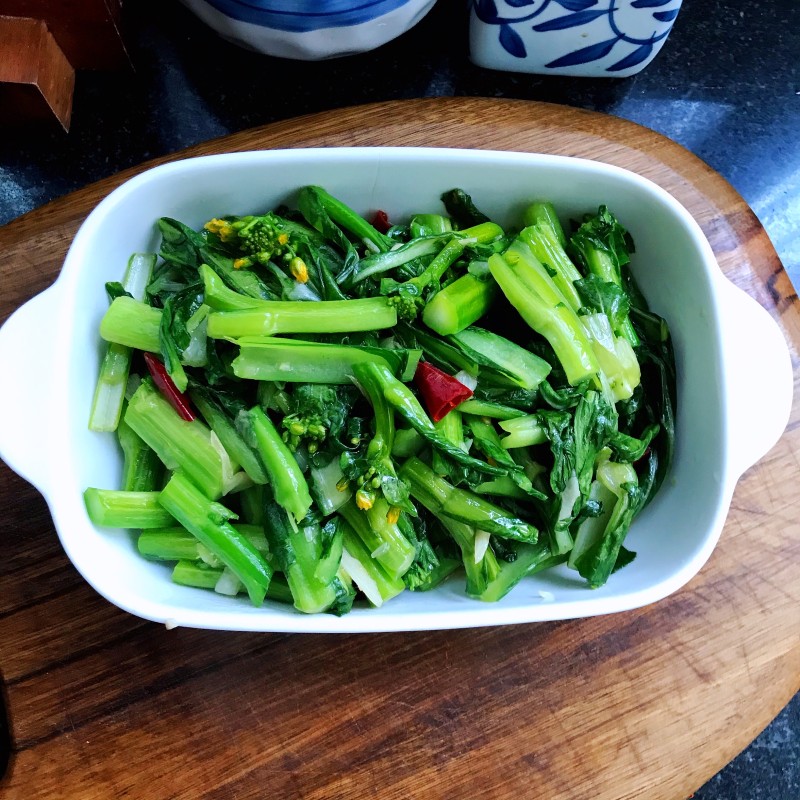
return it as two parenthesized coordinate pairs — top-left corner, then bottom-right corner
(181, 0), (437, 60)
(0, 147), (791, 632)
(469, 0), (684, 77)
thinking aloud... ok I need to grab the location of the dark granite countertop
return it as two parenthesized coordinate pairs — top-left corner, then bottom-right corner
(0, 0), (797, 796)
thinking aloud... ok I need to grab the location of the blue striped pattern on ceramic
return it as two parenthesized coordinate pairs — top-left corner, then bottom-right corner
(204, 0), (413, 31)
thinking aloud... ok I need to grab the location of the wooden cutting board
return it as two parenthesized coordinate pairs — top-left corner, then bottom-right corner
(1, 98), (798, 800)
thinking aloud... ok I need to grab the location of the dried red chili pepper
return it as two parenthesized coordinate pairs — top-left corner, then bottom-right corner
(371, 210), (391, 233)
(143, 352), (195, 421)
(413, 361), (473, 423)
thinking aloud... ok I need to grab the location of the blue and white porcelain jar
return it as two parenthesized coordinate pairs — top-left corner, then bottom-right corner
(182, 0), (438, 60)
(469, 0), (683, 77)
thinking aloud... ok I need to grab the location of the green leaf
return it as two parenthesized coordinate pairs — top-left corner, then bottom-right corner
(440, 188), (491, 228)
(200, 247), (275, 301)
(612, 544), (637, 574)
(538, 410), (574, 493)
(157, 217), (206, 271)
(574, 482), (641, 588)
(105, 281), (131, 302)
(538, 379), (591, 410)
(575, 275), (631, 332)
(296, 187), (360, 283)
(573, 390), (616, 495)
(327, 576), (356, 616)
(570, 205), (634, 279)
(158, 295), (190, 392)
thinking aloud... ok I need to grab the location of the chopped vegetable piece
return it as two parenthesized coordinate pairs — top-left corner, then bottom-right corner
(99, 296), (162, 352)
(84, 488), (174, 529)
(206, 297), (398, 339)
(240, 407), (313, 525)
(89, 253), (156, 432)
(159, 472), (272, 606)
(231, 337), (420, 384)
(448, 326), (551, 391)
(339, 500), (416, 582)
(399, 457), (539, 544)
(118, 412), (162, 492)
(125, 379), (231, 500)
(422, 273), (497, 335)
(263, 502), (345, 614)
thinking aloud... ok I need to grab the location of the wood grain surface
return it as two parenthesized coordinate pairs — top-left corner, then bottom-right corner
(0, 14), (75, 131)
(1, 98), (798, 800)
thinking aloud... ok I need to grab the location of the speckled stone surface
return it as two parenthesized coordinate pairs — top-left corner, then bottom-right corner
(0, 0), (797, 795)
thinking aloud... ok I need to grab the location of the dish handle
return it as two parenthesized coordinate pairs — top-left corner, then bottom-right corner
(717, 278), (794, 480)
(0, 285), (60, 494)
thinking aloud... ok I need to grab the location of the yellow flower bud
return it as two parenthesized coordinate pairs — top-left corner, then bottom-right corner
(204, 218), (225, 234)
(355, 490), (374, 510)
(290, 257), (308, 283)
(386, 506), (401, 525)
(204, 218), (235, 242)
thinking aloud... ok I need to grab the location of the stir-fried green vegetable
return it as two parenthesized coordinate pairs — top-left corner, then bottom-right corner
(85, 188), (676, 614)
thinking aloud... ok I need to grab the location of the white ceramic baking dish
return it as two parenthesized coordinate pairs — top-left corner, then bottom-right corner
(0, 148), (792, 632)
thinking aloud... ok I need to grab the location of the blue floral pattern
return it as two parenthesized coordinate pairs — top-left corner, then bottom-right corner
(472, 0), (682, 71)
